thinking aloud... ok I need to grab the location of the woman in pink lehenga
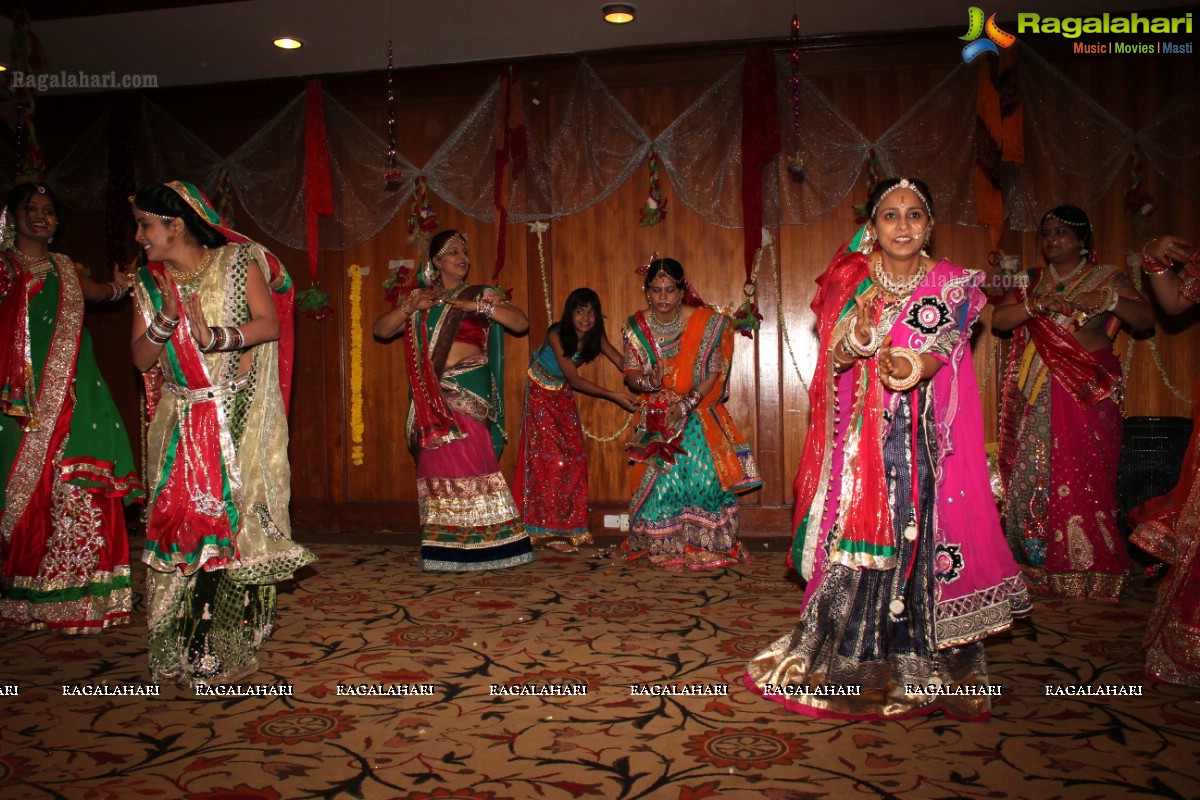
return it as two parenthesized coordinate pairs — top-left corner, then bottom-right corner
(993, 206), (1153, 601)
(1128, 233), (1200, 685)
(745, 178), (1030, 720)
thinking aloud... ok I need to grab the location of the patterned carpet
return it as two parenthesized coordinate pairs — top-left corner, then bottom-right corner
(2, 542), (1198, 800)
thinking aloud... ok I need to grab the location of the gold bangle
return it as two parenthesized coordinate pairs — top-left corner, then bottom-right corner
(883, 347), (923, 392)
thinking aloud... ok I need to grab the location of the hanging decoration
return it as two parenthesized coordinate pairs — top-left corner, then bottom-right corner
(491, 65), (528, 283)
(9, 9), (47, 180)
(786, 13), (805, 182)
(405, 175), (439, 242)
(973, 47), (1023, 247)
(738, 45), (780, 341)
(348, 265), (366, 465)
(851, 148), (883, 224)
(1124, 148), (1157, 243)
(299, 79), (335, 321)
(732, 232), (766, 338)
(384, 39), (403, 191)
(637, 146), (667, 226)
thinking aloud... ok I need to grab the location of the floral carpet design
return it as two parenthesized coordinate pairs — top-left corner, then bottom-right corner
(1, 543), (1198, 799)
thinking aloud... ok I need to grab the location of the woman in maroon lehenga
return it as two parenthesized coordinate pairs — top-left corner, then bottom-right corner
(1128, 233), (1200, 685)
(993, 206), (1153, 601)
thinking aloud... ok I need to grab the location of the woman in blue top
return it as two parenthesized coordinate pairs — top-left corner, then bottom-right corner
(515, 288), (636, 552)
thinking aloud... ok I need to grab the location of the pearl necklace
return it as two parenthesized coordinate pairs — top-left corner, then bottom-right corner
(646, 305), (683, 341)
(1046, 257), (1086, 293)
(871, 256), (928, 298)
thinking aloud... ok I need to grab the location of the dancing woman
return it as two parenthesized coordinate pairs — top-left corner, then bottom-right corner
(374, 229), (533, 572)
(745, 178), (1030, 719)
(993, 206), (1153, 600)
(1, 182), (142, 633)
(131, 181), (313, 685)
(622, 258), (761, 569)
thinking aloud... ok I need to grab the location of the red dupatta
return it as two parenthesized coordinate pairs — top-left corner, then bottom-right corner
(790, 245), (892, 573)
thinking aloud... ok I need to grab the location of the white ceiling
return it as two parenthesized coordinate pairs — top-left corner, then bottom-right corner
(0, 0), (1192, 91)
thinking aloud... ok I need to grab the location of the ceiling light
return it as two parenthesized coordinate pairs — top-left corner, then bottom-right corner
(273, 37), (303, 50)
(0, 65), (7, 72)
(603, 4), (636, 24)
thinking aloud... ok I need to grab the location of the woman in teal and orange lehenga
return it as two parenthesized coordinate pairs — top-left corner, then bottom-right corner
(130, 181), (313, 686)
(622, 257), (761, 569)
(1, 182), (142, 633)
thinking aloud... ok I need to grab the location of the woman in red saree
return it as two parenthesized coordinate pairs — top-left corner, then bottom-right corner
(994, 206), (1153, 601)
(1, 182), (142, 633)
(131, 181), (313, 686)
(1128, 233), (1200, 685)
(622, 258), (761, 569)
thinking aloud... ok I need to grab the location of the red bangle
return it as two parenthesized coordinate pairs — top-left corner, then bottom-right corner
(1141, 254), (1170, 275)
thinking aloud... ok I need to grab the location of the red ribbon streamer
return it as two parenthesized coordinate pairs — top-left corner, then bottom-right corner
(304, 79), (335, 281)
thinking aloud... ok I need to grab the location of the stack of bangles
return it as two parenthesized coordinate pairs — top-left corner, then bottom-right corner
(1142, 247), (1171, 275)
(475, 295), (497, 319)
(631, 372), (662, 392)
(1023, 293), (1044, 317)
(678, 388), (703, 415)
(145, 310), (179, 346)
(107, 282), (129, 302)
(199, 326), (246, 353)
(884, 347), (923, 392)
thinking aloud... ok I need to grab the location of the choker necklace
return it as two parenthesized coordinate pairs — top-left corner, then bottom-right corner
(10, 247), (53, 277)
(647, 305), (683, 341)
(1047, 257), (1086, 293)
(871, 256), (928, 298)
(166, 247), (216, 288)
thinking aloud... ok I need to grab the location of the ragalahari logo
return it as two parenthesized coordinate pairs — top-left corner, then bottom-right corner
(960, 7), (1017, 62)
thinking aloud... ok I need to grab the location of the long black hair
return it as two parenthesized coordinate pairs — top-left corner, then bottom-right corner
(556, 287), (606, 365)
(132, 184), (227, 248)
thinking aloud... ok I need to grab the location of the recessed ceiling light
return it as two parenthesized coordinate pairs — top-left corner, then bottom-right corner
(273, 37), (303, 50)
(0, 64), (7, 72)
(602, 4), (636, 24)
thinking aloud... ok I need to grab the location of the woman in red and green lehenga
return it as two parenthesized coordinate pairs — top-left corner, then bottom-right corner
(130, 181), (313, 686)
(374, 229), (533, 572)
(993, 205), (1153, 601)
(622, 258), (761, 569)
(1, 182), (142, 634)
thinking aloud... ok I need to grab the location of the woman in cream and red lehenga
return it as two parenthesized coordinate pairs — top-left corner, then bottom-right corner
(1128, 233), (1200, 685)
(745, 178), (1030, 720)
(622, 257), (761, 570)
(130, 181), (313, 686)
(374, 229), (533, 572)
(994, 205), (1153, 601)
(1, 182), (142, 633)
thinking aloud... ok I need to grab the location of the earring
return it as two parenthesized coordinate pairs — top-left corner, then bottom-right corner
(858, 229), (875, 254)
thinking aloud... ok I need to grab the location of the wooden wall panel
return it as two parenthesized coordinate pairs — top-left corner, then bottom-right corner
(32, 33), (1199, 540)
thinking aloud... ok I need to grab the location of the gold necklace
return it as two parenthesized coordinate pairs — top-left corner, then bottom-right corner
(166, 247), (216, 287)
(646, 304), (683, 341)
(9, 247), (53, 277)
